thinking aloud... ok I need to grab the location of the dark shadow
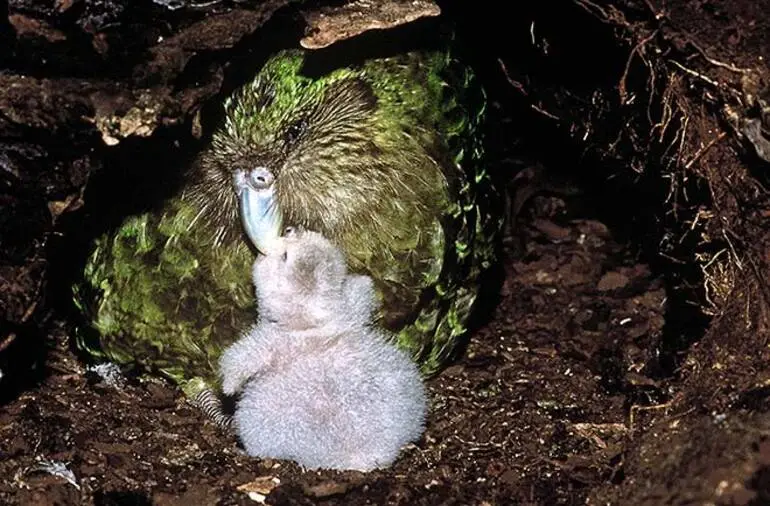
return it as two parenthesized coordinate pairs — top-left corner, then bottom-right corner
(0, 324), (46, 406)
(94, 490), (153, 506)
(749, 462), (770, 506)
(438, 0), (711, 386)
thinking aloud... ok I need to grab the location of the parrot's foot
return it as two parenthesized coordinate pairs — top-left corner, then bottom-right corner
(182, 378), (233, 430)
(192, 388), (233, 430)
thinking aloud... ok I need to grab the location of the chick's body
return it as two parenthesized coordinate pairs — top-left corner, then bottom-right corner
(76, 48), (501, 395)
(220, 230), (426, 471)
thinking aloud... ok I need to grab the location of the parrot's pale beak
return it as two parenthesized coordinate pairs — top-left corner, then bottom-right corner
(234, 167), (283, 255)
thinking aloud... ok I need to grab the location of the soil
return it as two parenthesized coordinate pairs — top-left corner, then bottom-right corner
(1, 191), (669, 505)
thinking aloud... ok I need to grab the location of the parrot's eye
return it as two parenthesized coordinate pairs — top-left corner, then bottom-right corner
(284, 118), (308, 145)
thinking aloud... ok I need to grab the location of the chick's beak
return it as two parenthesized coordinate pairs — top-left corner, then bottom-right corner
(234, 167), (283, 255)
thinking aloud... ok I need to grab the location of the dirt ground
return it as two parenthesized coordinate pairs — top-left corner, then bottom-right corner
(0, 189), (670, 505)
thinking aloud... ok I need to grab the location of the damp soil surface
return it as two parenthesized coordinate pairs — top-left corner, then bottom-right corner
(1, 191), (672, 505)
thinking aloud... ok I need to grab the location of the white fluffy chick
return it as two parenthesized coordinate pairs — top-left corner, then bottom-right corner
(219, 229), (426, 471)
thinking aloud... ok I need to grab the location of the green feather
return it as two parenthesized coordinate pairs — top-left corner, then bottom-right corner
(74, 46), (502, 393)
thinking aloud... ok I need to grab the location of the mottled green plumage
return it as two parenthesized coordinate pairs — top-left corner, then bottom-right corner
(74, 47), (502, 396)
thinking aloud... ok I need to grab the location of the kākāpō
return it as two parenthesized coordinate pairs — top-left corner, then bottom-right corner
(220, 228), (426, 471)
(73, 46), (503, 399)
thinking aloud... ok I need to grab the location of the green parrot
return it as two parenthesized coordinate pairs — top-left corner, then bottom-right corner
(74, 46), (502, 400)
